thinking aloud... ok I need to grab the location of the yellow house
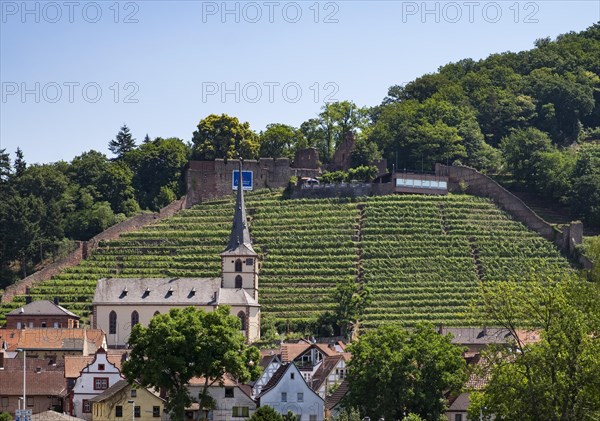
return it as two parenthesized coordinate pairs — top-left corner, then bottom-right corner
(90, 379), (166, 420)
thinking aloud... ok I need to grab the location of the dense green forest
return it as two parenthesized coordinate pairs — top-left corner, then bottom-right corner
(1, 23), (599, 288)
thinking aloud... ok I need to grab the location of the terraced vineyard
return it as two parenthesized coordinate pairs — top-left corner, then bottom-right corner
(0, 191), (573, 329)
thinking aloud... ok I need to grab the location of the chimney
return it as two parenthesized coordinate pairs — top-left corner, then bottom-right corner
(25, 296), (32, 305)
(54, 297), (59, 306)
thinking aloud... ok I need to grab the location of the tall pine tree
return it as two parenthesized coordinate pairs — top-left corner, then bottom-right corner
(14, 147), (26, 177)
(108, 124), (136, 158)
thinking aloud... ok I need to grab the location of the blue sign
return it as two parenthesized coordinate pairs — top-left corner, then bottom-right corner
(232, 170), (253, 190)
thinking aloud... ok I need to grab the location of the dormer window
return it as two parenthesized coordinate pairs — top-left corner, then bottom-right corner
(166, 287), (174, 298)
(143, 288), (151, 298)
(190, 288), (196, 296)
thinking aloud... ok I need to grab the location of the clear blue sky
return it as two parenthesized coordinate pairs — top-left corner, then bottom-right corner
(1, 1), (598, 164)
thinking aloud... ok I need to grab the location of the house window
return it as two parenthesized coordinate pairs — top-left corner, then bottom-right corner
(98, 364), (105, 371)
(1, 397), (8, 407)
(26, 397), (33, 407)
(109, 311), (117, 334)
(134, 406), (141, 418)
(455, 415), (463, 421)
(41, 321), (47, 328)
(297, 393), (304, 402)
(53, 322), (60, 328)
(290, 373), (295, 380)
(235, 275), (243, 289)
(246, 258), (253, 266)
(94, 377), (109, 390)
(153, 406), (160, 417)
(82, 400), (91, 413)
(131, 389), (137, 398)
(225, 387), (234, 398)
(235, 259), (243, 272)
(237, 311), (246, 331)
(116, 406), (123, 417)
(131, 310), (139, 327)
(281, 392), (287, 402)
(309, 416), (317, 421)
(233, 407), (250, 417)
(154, 311), (160, 316)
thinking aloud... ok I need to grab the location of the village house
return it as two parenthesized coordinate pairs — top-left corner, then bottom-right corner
(0, 327), (106, 360)
(4, 298), (80, 329)
(65, 350), (128, 395)
(90, 379), (167, 421)
(186, 375), (257, 421)
(257, 363), (325, 421)
(0, 356), (66, 415)
(280, 342), (339, 384)
(68, 347), (124, 420)
(251, 351), (282, 398)
(310, 353), (350, 400)
(92, 159), (260, 348)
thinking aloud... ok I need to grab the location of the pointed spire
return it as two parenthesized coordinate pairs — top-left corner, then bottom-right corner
(223, 157), (256, 255)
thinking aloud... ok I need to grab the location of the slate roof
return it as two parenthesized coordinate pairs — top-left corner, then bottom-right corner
(0, 328), (106, 352)
(7, 300), (79, 318)
(222, 159), (256, 256)
(93, 278), (220, 305)
(446, 392), (470, 412)
(325, 379), (348, 411)
(93, 278), (259, 307)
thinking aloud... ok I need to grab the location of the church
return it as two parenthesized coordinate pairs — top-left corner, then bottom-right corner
(92, 160), (261, 348)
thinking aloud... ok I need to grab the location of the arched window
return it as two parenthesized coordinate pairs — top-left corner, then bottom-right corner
(131, 311), (139, 327)
(235, 275), (243, 289)
(153, 311), (160, 317)
(237, 311), (246, 331)
(235, 259), (243, 272)
(109, 311), (117, 335)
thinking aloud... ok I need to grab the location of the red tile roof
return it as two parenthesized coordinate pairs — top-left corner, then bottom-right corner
(0, 359), (67, 396)
(0, 328), (106, 352)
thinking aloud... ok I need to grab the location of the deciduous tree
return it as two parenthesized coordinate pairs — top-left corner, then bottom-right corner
(123, 306), (261, 421)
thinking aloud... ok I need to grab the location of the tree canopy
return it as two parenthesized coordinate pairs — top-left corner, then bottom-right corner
(469, 274), (600, 420)
(122, 306), (261, 421)
(345, 323), (467, 421)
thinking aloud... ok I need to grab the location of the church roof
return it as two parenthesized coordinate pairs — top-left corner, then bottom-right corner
(222, 158), (256, 256)
(93, 278), (220, 305)
(93, 278), (259, 307)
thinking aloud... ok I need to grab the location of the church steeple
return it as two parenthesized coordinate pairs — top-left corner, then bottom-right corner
(223, 158), (256, 255)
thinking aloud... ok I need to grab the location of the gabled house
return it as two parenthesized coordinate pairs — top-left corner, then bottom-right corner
(281, 342), (338, 383)
(186, 375), (256, 421)
(252, 351), (282, 398)
(68, 347), (124, 420)
(90, 379), (167, 421)
(258, 363), (324, 421)
(4, 299), (80, 329)
(324, 379), (348, 419)
(0, 328), (107, 360)
(65, 350), (128, 394)
(0, 356), (66, 415)
(310, 354), (349, 399)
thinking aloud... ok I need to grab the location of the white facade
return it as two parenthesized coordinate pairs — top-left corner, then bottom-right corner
(315, 358), (347, 399)
(259, 364), (324, 421)
(252, 355), (282, 398)
(71, 348), (124, 420)
(187, 383), (257, 421)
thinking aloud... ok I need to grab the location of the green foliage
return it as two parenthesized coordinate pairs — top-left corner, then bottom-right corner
(500, 127), (553, 185)
(347, 166), (378, 182)
(334, 407), (361, 421)
(346, 323), (467, 421)
(583, 235), (600, 284)
(123, 306), (262, 421)
(402, 414), (425, 421)
(250, 406), (284, 421)
(321, 171), (348, 184)
(260, 124), (307, 159)
(333, 279), (371, 338)
(0, 412), (12, 421)
(471, 274), (600, 420)
(191, 114), (260, 160)
(109, 124), (136, 158)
